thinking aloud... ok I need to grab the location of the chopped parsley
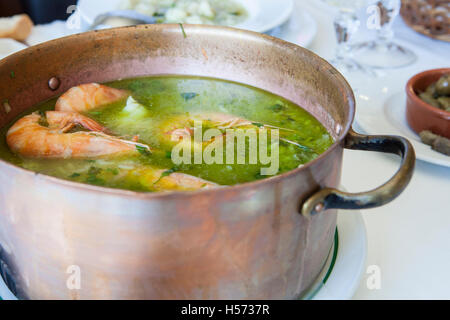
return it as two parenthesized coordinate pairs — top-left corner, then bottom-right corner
(37, 110), (49, 127)
(136, 145), (151, 156)
(154, 167), (179, 185)
(181, 92), (198, 101)
(161, 169), (175, 178)
(107, 168), (119, 175)
(179, 23), (187, 38)
(255, 172), (265, 180)
(88, 167), (102, 176)
(86, 167), (105, 185)
(270, 103), (285, 113)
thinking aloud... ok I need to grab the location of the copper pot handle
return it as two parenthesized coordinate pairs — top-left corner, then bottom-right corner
(301, 129), (416, 217)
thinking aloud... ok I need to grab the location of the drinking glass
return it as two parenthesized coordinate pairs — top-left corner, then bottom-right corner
(322, 0), (370, 75)
(352, 0), (417, 68)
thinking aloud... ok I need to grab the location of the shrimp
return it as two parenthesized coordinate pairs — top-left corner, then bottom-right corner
(160, 112), (296, 145)
(159, 111), (314, 154)
(127, 167), (218, 191)
(160, 113), (246, 145)
(192, 112), (255, 129)
(6, 111), (150, 159)
(55, 83), (130, 113)
(155, 172), (217, 191)
(161, 113), (253, 137)
(195, 113), (300, 133)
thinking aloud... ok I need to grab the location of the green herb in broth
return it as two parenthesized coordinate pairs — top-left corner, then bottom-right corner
(0, 76), (334, 192)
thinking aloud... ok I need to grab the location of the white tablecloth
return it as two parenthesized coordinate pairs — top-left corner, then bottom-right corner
(298, 0), (450, 299)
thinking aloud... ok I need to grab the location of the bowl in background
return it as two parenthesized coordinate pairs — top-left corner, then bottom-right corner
(406, 68), (450, 139)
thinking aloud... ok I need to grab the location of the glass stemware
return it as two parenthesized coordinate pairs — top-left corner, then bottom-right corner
(321, 0), (372, 76)
(352, 0), (417, 68)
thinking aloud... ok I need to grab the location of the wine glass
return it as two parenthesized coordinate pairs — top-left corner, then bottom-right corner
(321, 0), (372, 75)
(352, 0), (417, 68)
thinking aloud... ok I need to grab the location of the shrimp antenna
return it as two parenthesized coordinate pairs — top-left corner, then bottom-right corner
(82, 132), (152, 151)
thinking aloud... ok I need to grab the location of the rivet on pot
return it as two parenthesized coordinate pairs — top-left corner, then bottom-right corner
(48, 77), (61, 91)
(3, 100), (11, 114)
(314, 202), (325, 213)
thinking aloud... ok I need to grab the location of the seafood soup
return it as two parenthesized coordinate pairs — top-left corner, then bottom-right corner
(0, 76), (334, 192)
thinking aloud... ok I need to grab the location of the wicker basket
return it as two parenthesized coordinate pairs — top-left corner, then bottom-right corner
(401, 0), (450, 42)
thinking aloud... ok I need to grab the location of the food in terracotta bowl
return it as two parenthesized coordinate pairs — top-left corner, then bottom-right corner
(406, 68), (450, 155)
(419, 74), (450, 112)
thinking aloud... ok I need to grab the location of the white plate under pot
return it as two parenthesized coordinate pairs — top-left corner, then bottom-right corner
(306, 211), (367, 300)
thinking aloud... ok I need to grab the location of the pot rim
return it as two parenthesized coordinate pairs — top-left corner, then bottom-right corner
(406, 68), (450, 120)
(0, 24), (355, 199)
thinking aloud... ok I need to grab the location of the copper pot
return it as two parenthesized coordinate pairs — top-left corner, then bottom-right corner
(0, 25), (415, 300)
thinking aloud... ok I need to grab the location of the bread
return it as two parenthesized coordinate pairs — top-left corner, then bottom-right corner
(0, 14), (34, 41)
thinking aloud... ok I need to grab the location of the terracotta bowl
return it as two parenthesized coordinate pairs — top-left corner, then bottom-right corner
(406, 68), (450, 139)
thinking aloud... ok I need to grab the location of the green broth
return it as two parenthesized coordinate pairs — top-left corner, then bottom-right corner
(0, 76), (334, 191)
